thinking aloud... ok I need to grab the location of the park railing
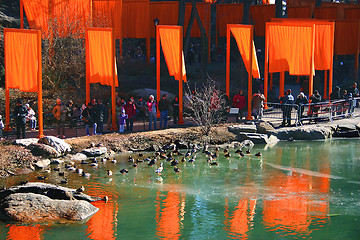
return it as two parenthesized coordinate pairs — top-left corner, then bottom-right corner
(263, 97), (360, 126)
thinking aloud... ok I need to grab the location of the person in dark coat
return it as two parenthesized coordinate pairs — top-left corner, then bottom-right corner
(330, 86), (341, 116)
(94, 99), (107, 134)
(280, 89), (294, 126)
(13, 99), (28, 139)
(82, 103), (93, 136)
(295, 92), (308, 123)
(172, 96), (179, 125)
(158, 94), (170, 129)
(125, 97), (136, 132)
(309, 90), (322, 122)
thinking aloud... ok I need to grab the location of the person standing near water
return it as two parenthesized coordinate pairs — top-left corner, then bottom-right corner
(147, 95), (158, 130)
(13, 99), (27, 139)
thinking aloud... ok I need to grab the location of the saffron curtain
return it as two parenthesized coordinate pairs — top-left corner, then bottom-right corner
(267, 24), (315, 75)
(250, 4), (276, 37)
(5, 29), (40, 92)
(86, 28), (118, 86)
(287, 6), (312, 18)
(121, 0), (150, 38)
(185, 2), (211, 38)
(150, 1), (179, 38)
(216, 4), (243, 37)
(92, 0), (122, 39)
(159, 27), (186, 81)
(229, 26), (260, 78)
(22, 0), (49, 37)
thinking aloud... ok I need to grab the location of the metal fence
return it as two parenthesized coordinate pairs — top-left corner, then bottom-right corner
(262, 97), (360, 126)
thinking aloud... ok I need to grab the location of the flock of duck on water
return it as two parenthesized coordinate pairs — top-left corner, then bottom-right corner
(34, 143), (262, 186)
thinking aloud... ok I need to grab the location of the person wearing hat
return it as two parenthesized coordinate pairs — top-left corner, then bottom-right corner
(25, 103), (37, 131)
(13, 99), (28, 139)
(280, 89), (294, 126)
(53, 98), (67, 138)
(147, 95), (158, 130)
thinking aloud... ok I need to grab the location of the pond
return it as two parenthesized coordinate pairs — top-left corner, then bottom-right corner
(0, 139), (359, 239)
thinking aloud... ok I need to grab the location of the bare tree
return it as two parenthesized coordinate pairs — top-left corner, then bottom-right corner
(185, 77), (229, 138)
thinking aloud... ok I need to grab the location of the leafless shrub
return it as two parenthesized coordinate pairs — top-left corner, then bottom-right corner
(185, 77), (229, 138)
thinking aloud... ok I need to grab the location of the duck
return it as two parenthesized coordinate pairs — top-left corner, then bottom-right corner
(76, 185), (85, 193)
(59, 172), (65, 176)
(255, 152), (262, 157)
(171, 159), (179, 166)
(133, 163), (138, 167)
(100, 158), (107, 162)
(128, 156), (135, 162)
(138, 153), (144, 157)
(215, 147), (220, 152)
(225, 152), (231, 158)
(82, 171), (91, 178)
(136, 159), (144, 163)
(246, 149), (251, 154)
(111, 158), (117, 164)
(148, 159), (157, 166)
(103, 196), (109, 203)
(155, 163), (164, 174)
(75, 168), (83, 175)
(188, 157), (195, 163)
(209, 162), (219, 166)
(181, 157), (186, 162)
(167, 152), (173, 158)
(37, 176), (46, 180)
(20, 180), (28, 185)
(95, 142), (103, 147)
(224, 147), (229, 154)
(185, 151), (191, 158)
(144, 158), (151, 162)
(53, 167), (60, 171)
(107, 170), (113, 176)
(60, 178), (68, 184)
(235, 149), (242, 154)
(90, 163), (98, 167)
(202, 144), (209, 153)
(120, 168), (129, 174)
(166, 156), (173, 162)
(174, 167), (181, 173)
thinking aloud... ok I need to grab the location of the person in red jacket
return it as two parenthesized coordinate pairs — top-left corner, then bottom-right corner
(232, 90), (246, 121)
(125, 97), (136, 132)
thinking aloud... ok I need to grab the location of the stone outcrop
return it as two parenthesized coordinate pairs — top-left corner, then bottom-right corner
(38, 136), (71, 155)
(236, 132), (279, 144)
(273, 125), (333, 140)
(228, 124), (257, 134)
(0, 183), (102, 222)
(34, 159), (51, 169)
(81, 147), (107, 157)
(0, 193), (98, 222)
(27, 143), (61, 158)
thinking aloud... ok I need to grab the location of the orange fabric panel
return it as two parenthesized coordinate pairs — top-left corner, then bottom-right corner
(314, 23), (334, 70)
(51, 0), (91, 38)
(122, 0), (150, 38)
(229, 26), (260, 78)
(150, 1), (179, 38)
(92, 0), (122, 39)
(314, 7), (338, 20)
(287, 6), (312, 18)
(8, 225), (43, 240)
(185, 2), (211, 38)
(22, 0), (49, 37)
(86, 28), (118, 87)
(267, 24), (314, 75)
(159, 27), (186, 81)
(216, 4), (243, 37)
(5, 29), (40, 92)
(345, 8), (360, 20)
(250, 4), (276, 37)
(334, 20), (360, 55)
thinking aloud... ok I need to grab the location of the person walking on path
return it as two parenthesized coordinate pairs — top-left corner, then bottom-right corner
(118, 109), (128, 133)
(295, 92), (308, 123)
(94, 99), (107, 134)
(280, 89), (294, 126)
(147, 95), (158, 130)
(125, 97), (136, 132)
(53, 98), (67, 138)
(25, 103), (37, 131)
(251, 91), (265, 120)
(232, 90), (246, 121)
(82, 103), (93, 136)
(13, 99), (27, 139)
(172, 96), (179, 125)
(158, 94), (170, 129)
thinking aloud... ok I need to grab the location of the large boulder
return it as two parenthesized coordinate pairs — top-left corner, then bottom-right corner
(273, 125), (332, 140)
(71, 153), (88, 161)
(14, 138), (39, 147)
(34, 159), (51, 169)
(38, 136), (71, 156)
(236, 132), (279, 145)
(256, 121), (276, 134)
(228, 124), (257, 134)
(27, 143), (61, 158)
(333, 124), (360, 138)
(81, 147), (107, 157)
(0, 193), (98, 222)
(0, 182), (101, 202)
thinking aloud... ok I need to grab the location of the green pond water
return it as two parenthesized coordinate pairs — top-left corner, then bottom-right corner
(0, 139), (359, 240)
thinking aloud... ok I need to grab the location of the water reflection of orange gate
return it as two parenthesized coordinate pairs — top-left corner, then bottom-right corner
(7, 225), (45, 240)
(155, 190), (186, 240)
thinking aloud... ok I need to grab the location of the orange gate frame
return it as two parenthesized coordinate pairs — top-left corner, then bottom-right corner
(226, 24), (258, 120)
(4, 28), (44, 138)
(85, 27), (117, 131)
(264, 22), (316, 104)
(156, 25), (184, 124)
